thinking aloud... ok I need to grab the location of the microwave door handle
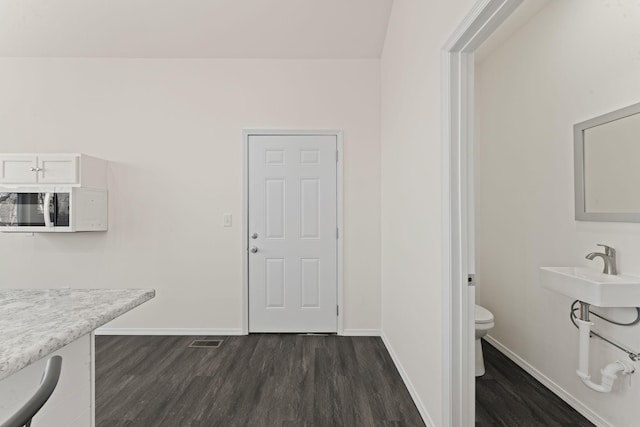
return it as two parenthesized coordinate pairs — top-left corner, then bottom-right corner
(43, 193), (53, 227)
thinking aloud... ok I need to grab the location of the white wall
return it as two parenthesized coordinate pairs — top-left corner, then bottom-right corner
(476, 1), (640, 426)
(380, 0), (475, 424)
(0, 58), (381, 333)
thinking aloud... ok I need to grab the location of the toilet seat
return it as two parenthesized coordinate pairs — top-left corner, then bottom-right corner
(475, 304), (494, 324)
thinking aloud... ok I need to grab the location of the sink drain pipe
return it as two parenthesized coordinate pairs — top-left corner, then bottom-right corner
(575, 301), (635, 393)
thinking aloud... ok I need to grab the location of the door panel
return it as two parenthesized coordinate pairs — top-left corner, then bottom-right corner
(265, 179), (285, 238)
(0, 156), (38, 184)
(248, 134), (337, 333)
(301, 258), (320, 307)
(38, 156), (78, 184)
(266, 258), (285, 307)
(300, 179), (320, 238)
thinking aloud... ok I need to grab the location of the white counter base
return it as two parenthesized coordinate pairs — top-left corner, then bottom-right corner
(0, 333), (94, 427)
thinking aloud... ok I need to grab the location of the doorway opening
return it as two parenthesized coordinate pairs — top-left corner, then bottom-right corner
(442, 1), (524, 425)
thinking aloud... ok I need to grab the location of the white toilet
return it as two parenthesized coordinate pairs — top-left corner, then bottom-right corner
(475, 304), (494, 377)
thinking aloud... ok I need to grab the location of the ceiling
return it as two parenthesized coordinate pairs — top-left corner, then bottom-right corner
(0, 0), (394, 58)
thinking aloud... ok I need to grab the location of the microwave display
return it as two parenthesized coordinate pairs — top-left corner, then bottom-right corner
(0, 192), (70, 227)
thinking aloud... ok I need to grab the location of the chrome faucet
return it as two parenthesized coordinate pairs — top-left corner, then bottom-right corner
(586, 244), (617, 275)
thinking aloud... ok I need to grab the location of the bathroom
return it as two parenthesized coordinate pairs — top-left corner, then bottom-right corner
(472, 1), (640, 426)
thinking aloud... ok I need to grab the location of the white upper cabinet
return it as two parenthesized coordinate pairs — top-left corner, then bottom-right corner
(37, 155), (78, 184)
(0, 156), (38, 184)
(0, 154), (107, 188)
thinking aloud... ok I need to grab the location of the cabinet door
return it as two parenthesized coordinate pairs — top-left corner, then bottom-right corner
(37, 155), (79, 184)
(0, 155), (38, 184)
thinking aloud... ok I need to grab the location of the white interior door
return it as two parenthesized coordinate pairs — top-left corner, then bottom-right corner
(248, 134), (338, 333)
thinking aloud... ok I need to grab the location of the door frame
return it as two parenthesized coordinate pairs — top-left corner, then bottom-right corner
(241, 129), (344, 335)
(442, 1), (523, 425)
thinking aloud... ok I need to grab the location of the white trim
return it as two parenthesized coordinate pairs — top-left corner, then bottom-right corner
(336, 132), (344, 335)
(95, 328), (243, 336)
(341, 329), (380, 336)
(241, 129), (345, 335)
(90, 331), (95, 427)
(484, 335), (612, 427)
(381, 333), (435, 427)
(442, 1), (524, 426)
(242, 132), (249, 335)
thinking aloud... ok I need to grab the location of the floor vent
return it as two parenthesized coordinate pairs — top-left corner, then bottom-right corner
(188, 339), (223, 348)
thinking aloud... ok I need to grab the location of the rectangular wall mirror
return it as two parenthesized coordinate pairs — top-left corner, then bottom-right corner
(575, 101), (640, 222)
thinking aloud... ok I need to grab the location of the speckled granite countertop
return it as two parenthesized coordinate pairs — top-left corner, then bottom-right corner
(0, 288), (154, 381)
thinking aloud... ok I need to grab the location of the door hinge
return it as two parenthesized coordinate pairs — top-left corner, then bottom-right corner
(337, 305), (339, 316)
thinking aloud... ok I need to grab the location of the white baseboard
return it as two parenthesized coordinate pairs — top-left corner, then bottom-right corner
(484, 335), (612, 427)
(381, 332), (435, 427)
(97, 328), (382, 336)
(95, 328), (244, 336)
(342, 329), (380, 336)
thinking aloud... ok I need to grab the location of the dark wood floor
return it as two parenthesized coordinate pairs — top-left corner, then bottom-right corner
(95, 335), (426, 427)
(476, 339), (594, 427)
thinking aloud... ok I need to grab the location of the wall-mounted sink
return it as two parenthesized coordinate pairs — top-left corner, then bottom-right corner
(540, 267), (640, 307)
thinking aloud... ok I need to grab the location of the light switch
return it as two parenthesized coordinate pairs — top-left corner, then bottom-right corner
(223, 213), (232, 227)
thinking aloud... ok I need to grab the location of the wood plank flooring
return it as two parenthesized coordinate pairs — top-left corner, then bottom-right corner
(476, 339), (594, 427)
(95, 335), (426, 427)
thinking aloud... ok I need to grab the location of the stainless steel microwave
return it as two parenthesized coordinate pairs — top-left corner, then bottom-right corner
(0, 187), (107, 232)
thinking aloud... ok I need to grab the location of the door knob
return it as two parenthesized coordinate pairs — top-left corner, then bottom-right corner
(250, 246), (258, 253)
(251, 233), (258, 239)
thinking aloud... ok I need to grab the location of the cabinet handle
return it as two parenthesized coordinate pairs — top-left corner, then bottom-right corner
(43, 193), (54, 227)
(30, 167), (42, 172)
